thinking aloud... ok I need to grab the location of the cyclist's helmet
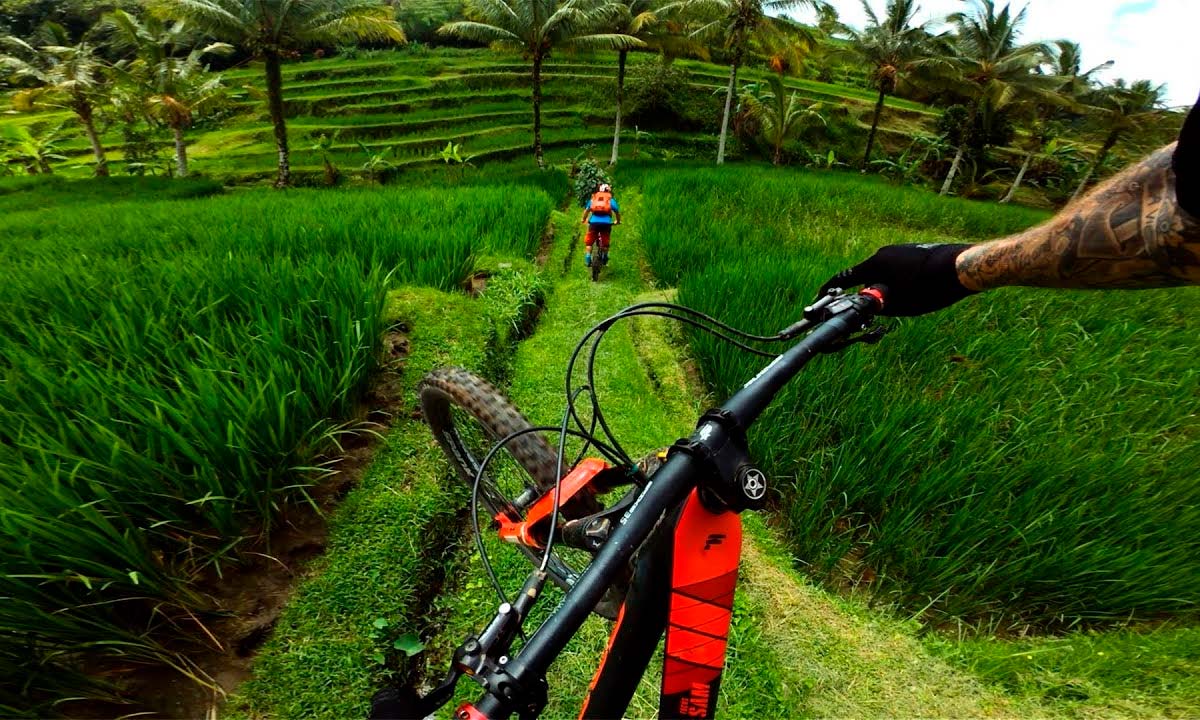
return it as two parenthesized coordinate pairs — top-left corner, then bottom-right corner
(598, 183), (612, 192)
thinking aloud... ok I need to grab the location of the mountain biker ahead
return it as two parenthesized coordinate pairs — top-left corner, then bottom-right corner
(825, 93), (1200, 311)
(581, 182), (622, 269)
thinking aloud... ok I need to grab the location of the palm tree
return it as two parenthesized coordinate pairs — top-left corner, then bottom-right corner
(607, 0), (655, 165)
(936, 0), (1055, 196)
(441, 0), (641, 168)
(999, 40), (1108, 203)
(998, 112), (1051, 203)
(152, 0), (404, 187)
(606, 0), (702, 165)
(104, 10), (232, 177)
(665, 0), (818, 165)
(740, 73), (822, 164)
(757, 20), (816, 78)
(843, 0), (935, 169)
(0, 33), (112, 176)
(1050, 40), (1112, 98)
(1069, 79), (1164, 202)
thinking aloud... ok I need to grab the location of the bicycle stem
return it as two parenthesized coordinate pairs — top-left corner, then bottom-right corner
(471, 294), (882, 719)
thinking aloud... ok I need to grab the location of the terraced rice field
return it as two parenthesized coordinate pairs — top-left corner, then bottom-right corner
(3, 48), (939, 183)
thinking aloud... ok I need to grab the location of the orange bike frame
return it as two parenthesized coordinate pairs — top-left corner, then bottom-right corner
(490, 460), (742, 720)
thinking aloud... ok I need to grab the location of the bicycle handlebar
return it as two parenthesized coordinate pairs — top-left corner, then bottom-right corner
(722, 286), (886, 429)
(461, 287), (889, 719)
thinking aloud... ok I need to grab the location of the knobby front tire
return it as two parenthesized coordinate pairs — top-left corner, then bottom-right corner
(419, 367), (624, 617)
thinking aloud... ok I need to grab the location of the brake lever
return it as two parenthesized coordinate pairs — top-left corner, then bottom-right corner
(778, 288), (843, 339)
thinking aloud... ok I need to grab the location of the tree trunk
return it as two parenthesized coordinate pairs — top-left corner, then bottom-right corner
(940, 144), (964, 196)
(1001, 151), (1033, 204)
(264, 50), (291, 188)
(532, 51), (544, 168)
(1071, 130), (1119, 204)
(172, 124), (189, 178)
(861, 88), (886, 171)
(609, 49), (627, 166)
(773, 138), (782, 166)
(716, 49), (742, 166)
(78, 102), (108, 177)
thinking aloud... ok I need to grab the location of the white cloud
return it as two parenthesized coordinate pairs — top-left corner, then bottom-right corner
(787, 0), (1200, 107)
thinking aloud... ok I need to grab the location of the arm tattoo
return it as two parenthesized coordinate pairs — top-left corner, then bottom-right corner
(956, 144), (1200, 290)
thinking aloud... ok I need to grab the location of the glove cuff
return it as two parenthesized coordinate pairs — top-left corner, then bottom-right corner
(927, 243), (978, 303)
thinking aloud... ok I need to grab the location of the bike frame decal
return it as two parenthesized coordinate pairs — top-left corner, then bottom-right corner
(659, 490), (742, 720)
(496, 457), (608, 549)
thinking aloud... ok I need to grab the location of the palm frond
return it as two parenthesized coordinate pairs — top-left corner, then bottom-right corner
(687, 18), (723, 40)
(763, 0), (816, 12)
(567, 32), (646, 50)
(1, 35), (40, 57)
(467, 0), (525, 32)
(439, 20), (524, 45)
(99, 9), (149, 55)
(148, 0), (246, 41)
(302, 9), (406, 45)
(859, 0), (880, 28)
(629, 10), (658, 33)
(0, 55), (42, 80)
(200, 42), (236, 57)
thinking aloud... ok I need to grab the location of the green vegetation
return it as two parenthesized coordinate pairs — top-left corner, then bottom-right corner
(1, 0), (1185, 202)
(0, 175), (554, 711)
(0, 30), (113, 174)
(640, 164), (1200, 626)
(151, 0), (405, 186)
(425, 196), (802, 720)
(840, 0), (936, 168)
(438, 0), (642, 168)
(930, 624), (1200, 716)
(1, 0), (1197, 715)
(740, 73), (824, 165)
(230, 282), (523, 718)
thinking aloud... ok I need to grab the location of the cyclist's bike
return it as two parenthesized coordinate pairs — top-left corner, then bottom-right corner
(589, 249), (607, 283)
(585, 224), (616, 283)
(372, 285), (890, 720)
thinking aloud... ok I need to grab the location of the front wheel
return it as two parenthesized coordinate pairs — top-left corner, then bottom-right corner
(419, 367), (623, 617)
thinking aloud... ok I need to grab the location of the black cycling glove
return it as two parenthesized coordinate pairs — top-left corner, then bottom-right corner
(820, 243), (977, 317)
(1172, 91), (1200, 218)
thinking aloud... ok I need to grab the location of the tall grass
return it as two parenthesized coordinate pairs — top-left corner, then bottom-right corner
(637, 165), (1200, 627)
(0, 181), (554, 708)
(0, 175), (223, 211)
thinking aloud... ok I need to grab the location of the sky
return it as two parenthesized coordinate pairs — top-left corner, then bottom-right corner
(786, 0), (1200, 108)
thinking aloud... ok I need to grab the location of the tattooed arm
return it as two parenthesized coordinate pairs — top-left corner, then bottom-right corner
(956, 144), (1200, 290)
(822, 130), (1200, 316)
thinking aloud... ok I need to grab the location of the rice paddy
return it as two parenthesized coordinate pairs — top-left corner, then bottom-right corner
(0, 174), (557, 712)
(639, 164), (1200, 627)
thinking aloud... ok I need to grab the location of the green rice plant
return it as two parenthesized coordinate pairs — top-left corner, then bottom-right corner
(637, 165), (1200, 627)
(0, 181), (554, 708)
(928, 623), (1200, 713)
(0, 175), (223, 211)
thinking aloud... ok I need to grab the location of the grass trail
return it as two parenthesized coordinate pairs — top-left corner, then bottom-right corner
(740, 517), (1033, 718)
(427, 191), (1036, 719)
(228, 285), (523, 719)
